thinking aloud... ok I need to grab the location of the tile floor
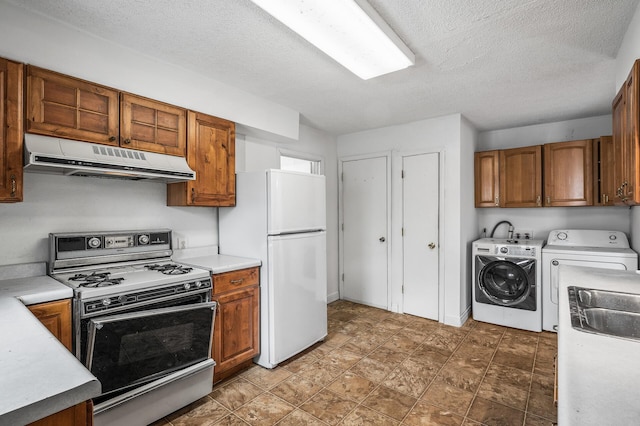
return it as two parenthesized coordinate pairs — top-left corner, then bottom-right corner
(152, 300), (557, 425)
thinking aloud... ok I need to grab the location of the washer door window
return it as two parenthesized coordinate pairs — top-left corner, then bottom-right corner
(476, 256), (536, 311)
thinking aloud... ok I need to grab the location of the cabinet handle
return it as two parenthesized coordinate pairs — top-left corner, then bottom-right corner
(546, 196), (551, 205)
(123, 138), (131, 144)
(494, 196), (499, 206)
(109, 136), (116, 142)
(536, 195), (541, 206)
(230, 279), (244, 285)
(10, 175), (16, 198)
(191, 188), (196, 203)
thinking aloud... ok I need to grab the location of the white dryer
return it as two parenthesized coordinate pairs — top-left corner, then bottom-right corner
(542, 229), (638, 332)
(473, 238), (545, 332)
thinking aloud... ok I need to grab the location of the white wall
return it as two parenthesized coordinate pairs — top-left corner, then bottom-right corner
(616, 1), (640, 251)
(0, 0), (299, 140)
(0, 173), (217, 264)
(477, 115), (631, 242)
(236, 125), (340, 302)
(460, 117), (478, 315)
(337, 114), (473, 326)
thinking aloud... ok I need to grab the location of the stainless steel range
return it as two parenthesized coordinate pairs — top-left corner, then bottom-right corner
(48, 229), (216, 426)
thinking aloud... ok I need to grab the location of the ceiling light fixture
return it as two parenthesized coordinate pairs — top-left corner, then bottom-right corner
(250, 0), (415, 80)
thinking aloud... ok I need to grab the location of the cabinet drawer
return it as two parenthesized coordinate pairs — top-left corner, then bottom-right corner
(213, 267), (259, 294)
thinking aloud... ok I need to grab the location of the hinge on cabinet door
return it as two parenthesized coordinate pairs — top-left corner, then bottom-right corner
(341, 223), (344, 231)
(341, 273), (344, 281)
(402, 170), (405, 178)
(402, 228), (404, 236)
(402, 285), (404, 294)
(341, 172), (343, 181)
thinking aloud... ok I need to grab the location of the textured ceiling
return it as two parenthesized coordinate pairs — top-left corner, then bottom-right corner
(11, 0), (640, 136)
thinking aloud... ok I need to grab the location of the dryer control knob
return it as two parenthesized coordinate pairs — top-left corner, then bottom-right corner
(610, 234), (617, 240)
(557, 232), (568, 240)
(500, 247), (508, 254)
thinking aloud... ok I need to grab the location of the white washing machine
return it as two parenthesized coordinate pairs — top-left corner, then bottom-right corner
(472, 238), (545, 332)
(542, 229), (638, 332)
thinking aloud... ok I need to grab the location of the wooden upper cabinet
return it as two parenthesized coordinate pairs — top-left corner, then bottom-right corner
(474, 150), (500, 207)
(543, 140), (593, 207)
(120, 93), (186, 156)
(593, 136), (615, 206)
(0, 57), (23, 202)
(499, 145), (542, 208)
(167, 111), (235, 206)
(26, 66), (119, 145)
(612, 59), (640, 205)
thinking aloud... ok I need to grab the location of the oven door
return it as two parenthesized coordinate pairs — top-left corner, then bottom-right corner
(86, 301), (216, 397)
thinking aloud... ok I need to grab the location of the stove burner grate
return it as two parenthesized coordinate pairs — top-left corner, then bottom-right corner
(69, 272), (125, 288)
(145, 263), (194, 275)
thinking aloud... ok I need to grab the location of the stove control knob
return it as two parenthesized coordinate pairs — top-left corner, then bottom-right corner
(138, 234), (150, 245)
(118, 295), (128, 304)
(184, 282), (192, 290)
(102, 298), (112, 307)
(195, 281), (202, 288)
(88, 237), (101, 249)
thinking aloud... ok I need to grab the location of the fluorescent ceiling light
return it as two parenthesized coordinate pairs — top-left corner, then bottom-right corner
(250, 0), (415, 80)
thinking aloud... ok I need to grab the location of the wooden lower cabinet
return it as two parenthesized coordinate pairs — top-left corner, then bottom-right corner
(212, 267), (260, 383)
(28, 402), (92, 426)
(27, 299), (92, 426)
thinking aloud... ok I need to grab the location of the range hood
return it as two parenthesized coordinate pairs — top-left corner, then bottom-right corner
(23, 133), (196, 183)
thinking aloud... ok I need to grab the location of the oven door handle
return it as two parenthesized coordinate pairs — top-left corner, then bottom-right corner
(88, 301), (217, 325)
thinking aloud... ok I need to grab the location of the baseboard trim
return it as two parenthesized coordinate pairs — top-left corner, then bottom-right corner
(327, 291), (340, 304)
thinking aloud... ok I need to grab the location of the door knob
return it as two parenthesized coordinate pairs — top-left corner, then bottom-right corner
(428, 242), (436, 249)
(379, 237), (386, 242)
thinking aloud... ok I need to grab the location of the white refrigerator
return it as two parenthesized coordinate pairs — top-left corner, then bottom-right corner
(218, 169), (327, 368)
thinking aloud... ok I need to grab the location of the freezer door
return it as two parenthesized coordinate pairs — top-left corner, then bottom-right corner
(268, 170), (326, 234)
(267, 231), (327, 365)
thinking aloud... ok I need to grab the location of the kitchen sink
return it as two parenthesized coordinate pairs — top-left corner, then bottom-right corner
(568, 286), (640, 341)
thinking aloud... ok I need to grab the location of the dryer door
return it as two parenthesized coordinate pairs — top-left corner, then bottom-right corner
(476, 256), (536, 310)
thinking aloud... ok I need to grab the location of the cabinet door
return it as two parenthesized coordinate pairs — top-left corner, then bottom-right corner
(593, 136), (615, 206)
(26, 66), (119, 145)
(544, 140), (593, 207)
(499, 145), (542, 208)
(0, 58), (23, 202)
(624, 61), (640, 205)
(474, 150), (500, 207)
(212, 285), (259, 383)
(120, 93), (186, 156)
(27, 299), (72, 351)
(167, 111), (235, 206)
(611, 82), (627, 204)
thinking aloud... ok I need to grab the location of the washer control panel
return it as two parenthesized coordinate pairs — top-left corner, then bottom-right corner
(546, 230), (630, 248)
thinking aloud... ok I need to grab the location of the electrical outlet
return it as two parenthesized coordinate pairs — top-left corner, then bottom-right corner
(514, 229), (533, 240)
(176, 237), (188, 249)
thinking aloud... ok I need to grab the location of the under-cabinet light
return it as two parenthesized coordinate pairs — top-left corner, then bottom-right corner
(250, 0), (415, 80)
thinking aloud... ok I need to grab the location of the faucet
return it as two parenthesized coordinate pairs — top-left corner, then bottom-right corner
(490, 220), (514, 239)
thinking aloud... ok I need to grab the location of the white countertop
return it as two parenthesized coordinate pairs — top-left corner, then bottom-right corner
(173, 247), (261, 274)
(557, 265), (640, 426)
(0, 263), (101, 425)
